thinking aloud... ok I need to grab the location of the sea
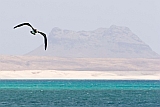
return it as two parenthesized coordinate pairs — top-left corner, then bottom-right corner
(0, 80), (159, 107)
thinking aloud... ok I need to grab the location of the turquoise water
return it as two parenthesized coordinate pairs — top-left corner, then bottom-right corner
(0, 80), (159, 107)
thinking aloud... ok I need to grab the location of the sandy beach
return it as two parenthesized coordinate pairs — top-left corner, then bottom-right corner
(0, 70), (159, 80)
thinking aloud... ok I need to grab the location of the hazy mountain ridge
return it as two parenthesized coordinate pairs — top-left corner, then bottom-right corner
(27, 25), (159, 58)
(1, 25), (160, 71)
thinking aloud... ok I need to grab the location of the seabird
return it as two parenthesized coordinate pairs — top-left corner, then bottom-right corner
(14, 22), (47, 50)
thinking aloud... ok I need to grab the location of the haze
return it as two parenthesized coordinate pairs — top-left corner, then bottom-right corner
(0, 0), (160, 55)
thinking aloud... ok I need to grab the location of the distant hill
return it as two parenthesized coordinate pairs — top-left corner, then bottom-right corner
(27, 25), (159, 58)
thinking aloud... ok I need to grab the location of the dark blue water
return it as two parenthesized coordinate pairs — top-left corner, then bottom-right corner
(0, 80), (159, 107)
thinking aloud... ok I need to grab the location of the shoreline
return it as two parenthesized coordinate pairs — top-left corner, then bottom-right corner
(0, 70), (159, 80)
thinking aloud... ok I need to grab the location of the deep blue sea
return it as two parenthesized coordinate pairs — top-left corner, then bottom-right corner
(0, 80), (159, 107)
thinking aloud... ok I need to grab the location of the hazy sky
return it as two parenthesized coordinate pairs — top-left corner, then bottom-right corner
(0, 0), (160, 55)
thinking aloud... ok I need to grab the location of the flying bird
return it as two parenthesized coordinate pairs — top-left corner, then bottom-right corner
(14, 23), (47, 50)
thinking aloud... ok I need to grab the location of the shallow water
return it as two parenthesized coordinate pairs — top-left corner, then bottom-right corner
(0, 80), (159, 107)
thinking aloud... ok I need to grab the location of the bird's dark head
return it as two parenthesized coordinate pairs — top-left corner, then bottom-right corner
(30, 31), (36, 35)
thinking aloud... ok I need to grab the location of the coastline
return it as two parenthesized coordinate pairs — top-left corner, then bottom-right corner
(0, 70), (159, 80)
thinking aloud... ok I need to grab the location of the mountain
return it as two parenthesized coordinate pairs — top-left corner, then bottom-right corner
(27, 25), (159, 58)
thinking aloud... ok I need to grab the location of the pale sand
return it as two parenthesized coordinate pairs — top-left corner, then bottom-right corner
(0, 70), (160, 80)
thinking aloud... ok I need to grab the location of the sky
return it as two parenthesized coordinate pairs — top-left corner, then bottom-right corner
(0, 0), (160, 55)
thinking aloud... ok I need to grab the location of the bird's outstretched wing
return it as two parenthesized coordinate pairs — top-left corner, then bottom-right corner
(38, 31), (47, 50)
(14, 23), (34, 30)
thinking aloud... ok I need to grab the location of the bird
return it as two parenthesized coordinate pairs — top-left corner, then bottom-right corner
(14, 22), (47, 50)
